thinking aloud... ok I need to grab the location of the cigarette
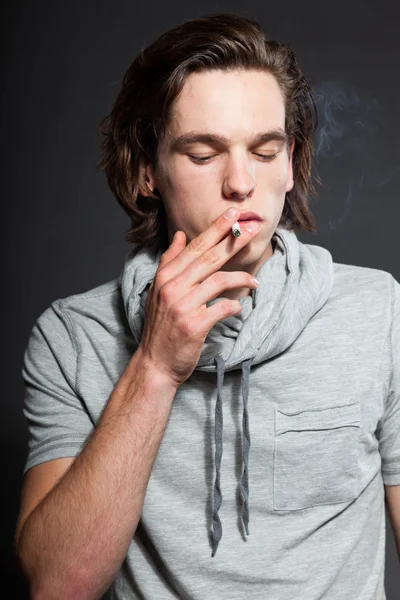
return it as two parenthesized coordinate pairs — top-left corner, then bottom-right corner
(231, 221), (241, 237)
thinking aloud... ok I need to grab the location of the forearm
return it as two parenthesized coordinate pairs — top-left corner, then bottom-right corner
(17, 349), (177, 600)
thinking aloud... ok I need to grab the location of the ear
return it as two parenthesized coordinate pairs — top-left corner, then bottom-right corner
(286, 138), (295, 194)
(139, 161), (158, 197)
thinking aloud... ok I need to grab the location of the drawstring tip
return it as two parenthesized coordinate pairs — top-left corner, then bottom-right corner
(243, 521), (250, 536)
(210, 525), (221, 557)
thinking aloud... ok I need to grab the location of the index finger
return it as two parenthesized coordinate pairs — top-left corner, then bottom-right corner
(160, 207), (261, 283)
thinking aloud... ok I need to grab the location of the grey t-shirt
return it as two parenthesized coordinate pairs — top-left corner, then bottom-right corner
(21, 228), (400, 598)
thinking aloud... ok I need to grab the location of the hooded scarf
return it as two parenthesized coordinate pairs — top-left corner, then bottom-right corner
(119, 226), (334, 557)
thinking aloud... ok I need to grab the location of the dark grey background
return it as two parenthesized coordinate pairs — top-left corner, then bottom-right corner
(2, 1), (399, 597)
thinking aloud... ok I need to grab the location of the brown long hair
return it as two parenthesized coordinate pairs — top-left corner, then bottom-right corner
(97, 13), (321, 249)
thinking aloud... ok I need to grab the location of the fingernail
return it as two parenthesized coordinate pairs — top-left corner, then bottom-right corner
(224, 207), (238, 220)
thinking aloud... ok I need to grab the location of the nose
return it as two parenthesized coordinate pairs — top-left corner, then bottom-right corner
(222, 153), (256, 199)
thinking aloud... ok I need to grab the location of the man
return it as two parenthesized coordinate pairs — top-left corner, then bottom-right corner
(14, 12), (400, 600)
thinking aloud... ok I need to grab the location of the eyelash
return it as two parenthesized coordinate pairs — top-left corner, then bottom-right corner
(188, 153), (278, 164)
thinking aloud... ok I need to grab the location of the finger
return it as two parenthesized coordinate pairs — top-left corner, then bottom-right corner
(159, 230), (186, 268)
(158, 209), (239, 280)
(180, 270), (258, 316)
(193, 298), (242, 336)
(171, 214), (261, 290)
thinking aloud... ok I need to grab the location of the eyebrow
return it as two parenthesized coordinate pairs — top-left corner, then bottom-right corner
(169, 129), (289, 152)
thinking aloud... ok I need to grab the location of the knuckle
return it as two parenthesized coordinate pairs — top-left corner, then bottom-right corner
(181, 317), (195, 336)
(154, 269), (166, 287)
(199, 247), (219, 268)
(211, 271), (226, 286)
(220, 300), (233, 314)
(188, 233), (206, 253)
(216, 217), (228, 232)
(171, 300), (184, 318)
(159, 281), (173, 303)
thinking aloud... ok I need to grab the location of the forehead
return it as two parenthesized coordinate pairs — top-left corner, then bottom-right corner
(167, 69), (286, 137)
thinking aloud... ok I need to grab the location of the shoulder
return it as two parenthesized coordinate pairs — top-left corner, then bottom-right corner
(52, 277), (124, 325)
(31, 277), (127, 348)
(333, 260), (392, 285)
(332, 260), (394, 303)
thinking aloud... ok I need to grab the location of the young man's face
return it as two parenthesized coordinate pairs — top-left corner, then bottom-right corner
(144, 68), (294, 297)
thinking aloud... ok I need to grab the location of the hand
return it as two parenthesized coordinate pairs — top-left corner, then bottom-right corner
(137, 209), (262, 389)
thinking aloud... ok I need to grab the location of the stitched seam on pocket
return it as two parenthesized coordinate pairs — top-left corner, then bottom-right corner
(276, 399), (360, 417)
(276, 401), (361, 435)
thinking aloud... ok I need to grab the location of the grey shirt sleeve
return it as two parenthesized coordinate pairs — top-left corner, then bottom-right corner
(21, 300), (93, 476)
(378, 274), (400, 486)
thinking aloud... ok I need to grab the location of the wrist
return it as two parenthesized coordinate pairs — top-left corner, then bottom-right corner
(127, 346), (179, 394)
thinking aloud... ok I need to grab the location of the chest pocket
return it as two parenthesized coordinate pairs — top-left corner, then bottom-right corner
(273, 400), (361, 511)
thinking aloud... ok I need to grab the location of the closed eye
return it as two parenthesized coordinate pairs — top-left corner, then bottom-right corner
(188, 153), (278, 164)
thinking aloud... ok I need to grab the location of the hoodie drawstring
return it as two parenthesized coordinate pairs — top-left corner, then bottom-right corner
(211, 355), (254, 557)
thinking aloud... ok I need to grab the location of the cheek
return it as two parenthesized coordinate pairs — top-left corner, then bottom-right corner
(273, 160), (291, 191)
(172, 168), (217, 207)
(166, 159), (205, 191)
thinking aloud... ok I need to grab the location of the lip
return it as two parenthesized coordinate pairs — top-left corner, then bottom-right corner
(237, 211), (262, 221)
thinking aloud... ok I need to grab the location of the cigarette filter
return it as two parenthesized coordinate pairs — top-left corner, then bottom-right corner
(231, 221), (241, 237)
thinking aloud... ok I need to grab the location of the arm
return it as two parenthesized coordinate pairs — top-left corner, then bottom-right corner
(15, 347), (177, 600)
(385, 484), (400, 561)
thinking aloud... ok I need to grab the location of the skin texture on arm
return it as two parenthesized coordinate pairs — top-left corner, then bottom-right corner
(15, 457), (76, 550)
(14, 349), (178, 600)
(384, 484), (400, 561)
